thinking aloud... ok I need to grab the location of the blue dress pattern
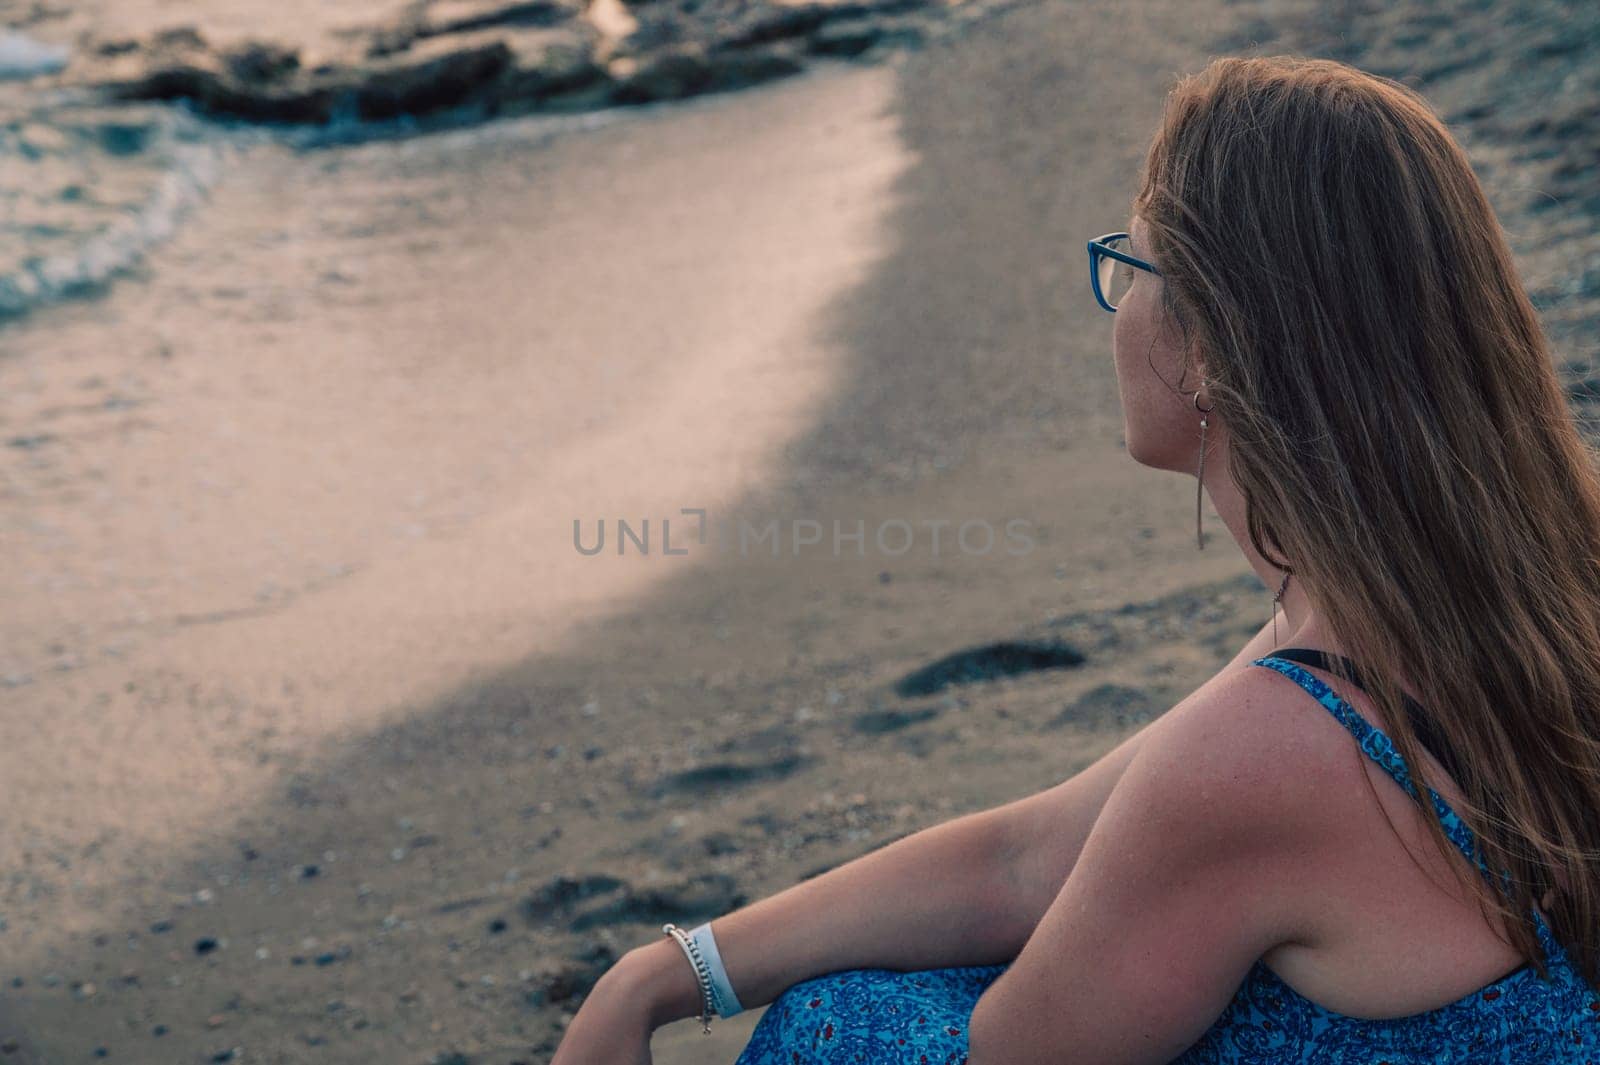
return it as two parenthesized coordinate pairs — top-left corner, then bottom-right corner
(735, 656), (1600, 1064)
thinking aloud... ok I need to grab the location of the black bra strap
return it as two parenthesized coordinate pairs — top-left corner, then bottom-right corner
(1267, 647), (1472, 793)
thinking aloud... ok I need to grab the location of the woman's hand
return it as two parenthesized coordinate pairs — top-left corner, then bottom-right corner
(548, 962), (656, 1065)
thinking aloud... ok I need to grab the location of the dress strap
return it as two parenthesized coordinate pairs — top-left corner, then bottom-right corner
(1263, 646), (1473, 793)
(1250, 654), (1562, 963)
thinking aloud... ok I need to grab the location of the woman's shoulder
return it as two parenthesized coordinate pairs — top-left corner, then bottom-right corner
(1066, 667), (1375, 964)
(1133, 664), (1383, 856)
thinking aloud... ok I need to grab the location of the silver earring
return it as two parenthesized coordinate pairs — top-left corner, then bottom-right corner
(1271, 570), (1291, 646)
(1194, 377), (1214, 550)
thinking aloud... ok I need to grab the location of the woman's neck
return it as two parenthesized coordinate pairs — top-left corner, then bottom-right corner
(1199, 435), (1321, 646)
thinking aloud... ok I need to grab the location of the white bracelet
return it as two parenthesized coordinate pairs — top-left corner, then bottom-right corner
(688, 921), (745, 1018)
(662, 923), (717, 1034)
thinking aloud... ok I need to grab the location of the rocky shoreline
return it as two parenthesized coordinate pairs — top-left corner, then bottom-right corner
(37, 0), (1015, 126)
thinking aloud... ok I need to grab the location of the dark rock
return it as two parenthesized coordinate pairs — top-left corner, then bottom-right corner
(567, 872), (744, 931)
(520, 871), (742, 931)
(893, 639), (1086, 697)
(645, 752), (815, 798)
(609, 45), (802, 106)
(853, 706), (941, 734)
(716, 0), (931, 50)
(79, 0), (944, 132)
(520, 873), (628, 923)
(194, 937), (219, 955)
(151, 26), (207, 52)
(109, 62), (337, 123)
(608, 47), (713, 104)
(498, 44), (608, 110)
(106, 34), (515, 124)
(807, 23), (883, 57)
(313, 945), (351, 966)
(223, 41), (300, 83)
(840, 19), (924, 53)
(426, 1), (577, 37)
(353, 39), (515, 120)
(699, 831), (740, 855)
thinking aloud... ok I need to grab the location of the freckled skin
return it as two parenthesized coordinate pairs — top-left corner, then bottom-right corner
(1111, 216), (1218, 475)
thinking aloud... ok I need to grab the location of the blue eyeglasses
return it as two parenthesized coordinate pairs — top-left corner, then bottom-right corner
(1087, 231), (1159, 313)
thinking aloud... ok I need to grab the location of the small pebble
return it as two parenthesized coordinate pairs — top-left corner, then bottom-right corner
(194, 937), (219, 956)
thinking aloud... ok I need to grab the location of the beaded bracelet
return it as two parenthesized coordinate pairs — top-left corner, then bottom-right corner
(662, 923), (717, 1034)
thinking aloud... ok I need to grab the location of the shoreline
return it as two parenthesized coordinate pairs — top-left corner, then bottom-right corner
(3, 0), (1598, 1061)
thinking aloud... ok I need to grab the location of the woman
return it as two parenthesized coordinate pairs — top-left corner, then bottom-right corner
(551, 55), (1600, 1063)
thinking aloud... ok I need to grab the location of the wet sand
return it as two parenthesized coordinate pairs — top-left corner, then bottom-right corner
(3, 0), (1596, 1060)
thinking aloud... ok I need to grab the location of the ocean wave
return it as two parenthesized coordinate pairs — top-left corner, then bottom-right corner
(0, 91), (246, 322)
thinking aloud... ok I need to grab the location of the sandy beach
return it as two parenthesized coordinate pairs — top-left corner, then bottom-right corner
(2, 0), (1596, 1061)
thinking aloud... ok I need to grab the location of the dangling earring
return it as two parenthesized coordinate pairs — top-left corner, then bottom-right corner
(1194, 377), (1215, 550)
(1271, 569), (1292, 647)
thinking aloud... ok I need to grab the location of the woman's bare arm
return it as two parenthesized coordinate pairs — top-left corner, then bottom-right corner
(617, 804), (1015, 1027)
(994, 615), (1284, 925)
(618, 616), (1286, 1028)
(615, 725), (1160, 1029)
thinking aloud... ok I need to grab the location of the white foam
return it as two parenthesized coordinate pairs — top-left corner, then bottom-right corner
(0, 32), (69, 81)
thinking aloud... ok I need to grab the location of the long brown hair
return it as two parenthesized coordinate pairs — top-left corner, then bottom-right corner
(1134, 54), (1600, 986)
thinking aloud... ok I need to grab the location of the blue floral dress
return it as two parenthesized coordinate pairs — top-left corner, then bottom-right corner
(734, 655), (1600, 1064)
